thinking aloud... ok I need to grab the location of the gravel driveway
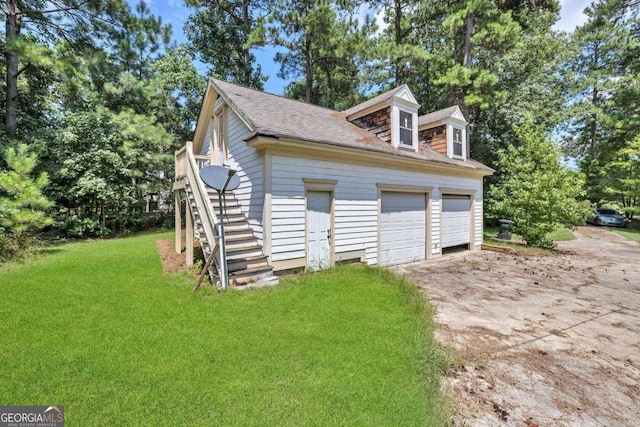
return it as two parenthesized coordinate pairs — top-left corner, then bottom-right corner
(395, 227), (640, 426)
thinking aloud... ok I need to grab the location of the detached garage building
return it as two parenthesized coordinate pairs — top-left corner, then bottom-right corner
(174, 79), (494, 284)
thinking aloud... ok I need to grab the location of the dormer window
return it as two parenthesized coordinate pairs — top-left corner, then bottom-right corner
(345, 85), (420, 152)
(399, 110), (413, 147)
(448, 124), (466, 160)
(417, 105), (468, 159)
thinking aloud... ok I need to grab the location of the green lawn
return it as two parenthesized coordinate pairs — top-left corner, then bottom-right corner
(0, 231), (448, 426)
(608, 225), (640, 244)
(483, 224), (576, 243)
(482, 224), (576, 254)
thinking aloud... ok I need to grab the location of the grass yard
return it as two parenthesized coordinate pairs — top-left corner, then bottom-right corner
(483, 224), (576, 254)
(607, 224), (640, 244)
(0, 231), (448, 426)
(483, 224), (576, 243)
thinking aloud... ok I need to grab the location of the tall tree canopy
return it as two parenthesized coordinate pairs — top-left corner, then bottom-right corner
(2, 0), (127, 141)
(1, 0), (204, 244)
(2, 0), (639, 256)
(184, 0), (268, 88)
(564, 0), (640, 207)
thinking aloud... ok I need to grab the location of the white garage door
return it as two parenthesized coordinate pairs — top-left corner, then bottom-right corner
(380, 192), (426, 266)
(441, 195), (471, 248)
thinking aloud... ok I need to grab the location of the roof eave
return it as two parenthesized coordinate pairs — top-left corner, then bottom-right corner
(246, 133), (494, 177)
(208, 78), (256, 131)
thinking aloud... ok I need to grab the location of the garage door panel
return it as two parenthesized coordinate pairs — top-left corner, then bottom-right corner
(380, 192), (426, 266)
(442, 197), (469, 212)
(441, 195), (470, 248)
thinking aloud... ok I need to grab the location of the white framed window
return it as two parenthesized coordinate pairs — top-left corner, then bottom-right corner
(399, 110), (413, 147)
(214, 107), (227, 166)
(447, 123), (466, 159)
(453, 127), (463, 157)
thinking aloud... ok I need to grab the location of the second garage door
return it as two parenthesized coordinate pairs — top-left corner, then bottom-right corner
(441, 195), (471, 249)
(380, 192), (426, 266)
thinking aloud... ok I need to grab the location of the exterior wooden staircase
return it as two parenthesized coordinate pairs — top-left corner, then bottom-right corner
(184, 180), (278, 288)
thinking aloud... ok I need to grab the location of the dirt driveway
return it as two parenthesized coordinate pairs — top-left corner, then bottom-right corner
(395, 227), (640, 426)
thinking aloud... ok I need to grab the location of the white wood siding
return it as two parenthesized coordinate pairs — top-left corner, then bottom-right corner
(474, 192), (483, 249)
(200, 120), (212, 156)
(270, 154), (483, 264)
(225, 110), (264, 243)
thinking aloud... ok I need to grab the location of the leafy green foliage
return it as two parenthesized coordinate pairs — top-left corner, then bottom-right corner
(280, 7), (375, 109)
(0, 144), (53, 231)
(0, 144), (53, 260)
(43, 107), (172, 237)
(1, 0), (202, 239)
(151, 45), (206, 135)
(437, 0), (522, 110)
(112, 0), (172, 78)
(563, 0), (640, 202)
(185, 0), (267, 88)
(601, 135), (640, 218)
(260, 0), (376, 107)
(488, 121), (592, 247)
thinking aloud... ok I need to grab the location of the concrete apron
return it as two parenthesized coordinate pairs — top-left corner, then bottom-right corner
(395, 227), (640, 427)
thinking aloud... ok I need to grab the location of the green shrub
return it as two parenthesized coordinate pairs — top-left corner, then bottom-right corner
(488, 120), (592, 248)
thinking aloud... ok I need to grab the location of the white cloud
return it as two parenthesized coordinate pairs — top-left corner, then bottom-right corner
(354, 3), (388, 36)
(553, 0), (592, 33)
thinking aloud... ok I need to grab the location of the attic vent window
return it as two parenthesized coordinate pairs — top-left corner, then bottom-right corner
(399, 110), (413, 147)
(453, 127), (463, 157)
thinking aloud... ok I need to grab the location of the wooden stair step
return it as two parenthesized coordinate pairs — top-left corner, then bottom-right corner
(229, 267), (278, 287)
(186, 176), (279, 288)
(225, 240), (261, 252)
(227, 248), (264, 260)
(227, 256), (269, 272)
(224, 223), (250, 232)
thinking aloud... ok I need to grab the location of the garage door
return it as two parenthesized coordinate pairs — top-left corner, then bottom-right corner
(441, 195), (471, 248)
(380, 192), (426, 266)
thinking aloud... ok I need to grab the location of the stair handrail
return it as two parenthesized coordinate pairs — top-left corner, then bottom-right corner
(184, 142), (221, 274)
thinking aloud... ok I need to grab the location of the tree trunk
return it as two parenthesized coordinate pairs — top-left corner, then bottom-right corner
(462, 12), (474, 158)
(5, 0), (20, 138)
(590, 44), (600, 161)
(394, 0), (402, 85)
(463, 12), (473, 68)
(304, 0), (313, 103)
(242, 0), (251, 86)
(305, 33), (313, 103)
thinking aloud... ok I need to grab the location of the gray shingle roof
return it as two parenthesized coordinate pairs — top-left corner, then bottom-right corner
(418, 106), (462, 127)
(342, 85), (408, 118)
(211, 79), (492, 173)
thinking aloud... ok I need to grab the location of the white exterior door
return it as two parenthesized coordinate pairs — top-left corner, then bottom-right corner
(380, 192), (426, 266)
(306, 191), (332, 270)
(441, 195), (471, 248)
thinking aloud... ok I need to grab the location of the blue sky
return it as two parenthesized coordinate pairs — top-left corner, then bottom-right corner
(139, 0), (592, 95)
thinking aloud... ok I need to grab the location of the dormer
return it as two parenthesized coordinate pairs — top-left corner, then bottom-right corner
(344, 85), (420, 153)
(418, 106), (468, 161)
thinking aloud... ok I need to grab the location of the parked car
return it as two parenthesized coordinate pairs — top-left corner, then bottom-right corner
(587, 208), (629, 228)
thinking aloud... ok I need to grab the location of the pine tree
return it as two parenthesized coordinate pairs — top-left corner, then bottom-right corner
(565, 0), (640, 201)
(264, 0), (375, 106)
(0, 144), (52, 258)
(2, 0), (126, 139)
(185, 0), (268, 89)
